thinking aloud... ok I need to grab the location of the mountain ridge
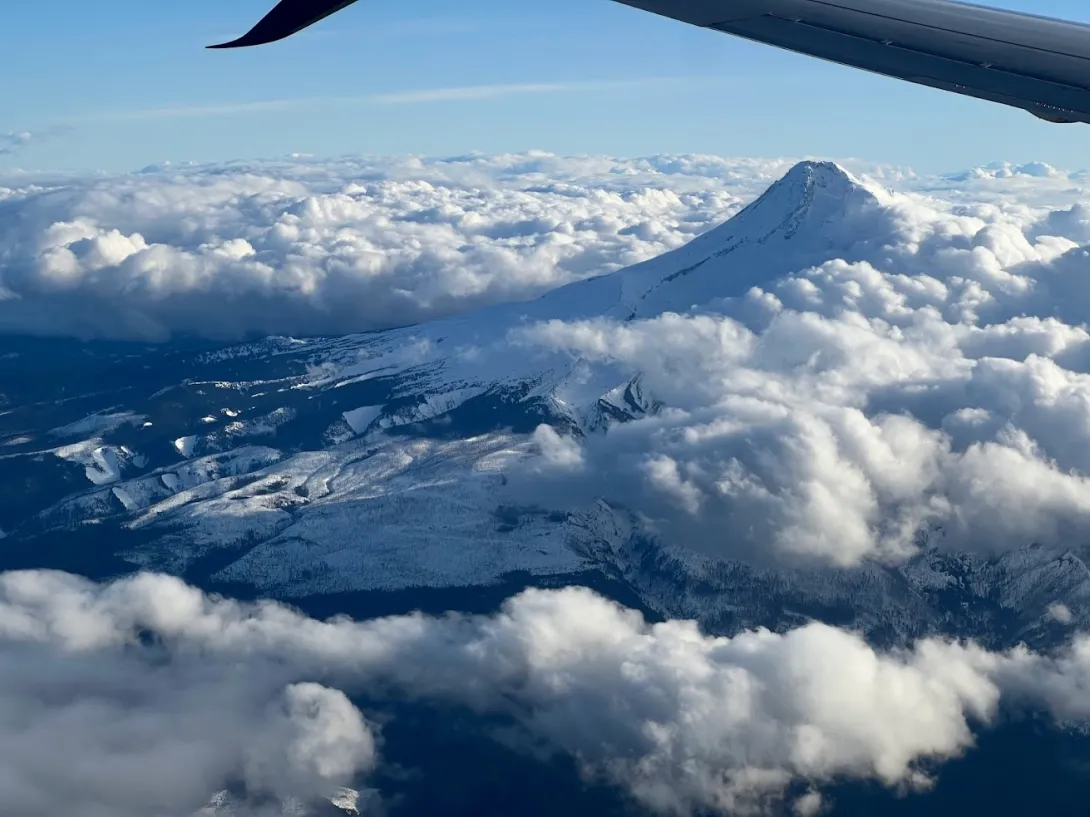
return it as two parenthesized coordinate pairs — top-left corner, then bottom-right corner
(1, 159), (1086, 650)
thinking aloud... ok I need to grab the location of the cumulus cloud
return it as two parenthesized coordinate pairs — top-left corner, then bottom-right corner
(0, 126), (73, 157)
(1049, 603), (1075, 625)
(0, 577), (380, 816)
(517, 310), (1090, 565)
(0, 131), (34, 156)
(1, 570), (1089, 817)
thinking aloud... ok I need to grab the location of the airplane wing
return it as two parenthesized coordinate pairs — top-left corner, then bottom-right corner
(208, 0), (360, 48)
(209, 0), (1090, 125)
(615, 0), (1090, 123)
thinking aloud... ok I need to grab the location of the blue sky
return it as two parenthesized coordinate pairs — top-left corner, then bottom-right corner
(3, 0), (1090, 173)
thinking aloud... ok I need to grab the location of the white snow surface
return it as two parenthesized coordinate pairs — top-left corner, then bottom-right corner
(329, 787), (361, 815)
(49, 410), (144, 439)
(341, 406), (382, 435)
(174, 435), (197, 457)
(195, 787), (362, 816)
(51, 440), (145, 486)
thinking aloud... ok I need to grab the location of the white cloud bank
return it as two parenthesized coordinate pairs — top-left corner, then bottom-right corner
(2, 569), (1089, 817)
(4, 151), (1083, 342)
(0, 153), (758, 340)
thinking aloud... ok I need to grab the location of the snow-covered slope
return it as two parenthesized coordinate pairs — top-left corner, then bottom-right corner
(195, 787), (364, 816)
(2, 160), (1087, 648)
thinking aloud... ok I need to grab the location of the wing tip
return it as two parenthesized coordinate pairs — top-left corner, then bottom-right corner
(206, 34), (283, 49)
(207, 0), (361, 50)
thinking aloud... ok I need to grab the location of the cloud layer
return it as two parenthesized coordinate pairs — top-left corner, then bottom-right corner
(0, 153), (764, 340)
(2, 569), (1089, 817)
(8, 152), (1082, 342)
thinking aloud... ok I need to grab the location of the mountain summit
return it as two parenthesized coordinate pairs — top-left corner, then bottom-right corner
(490, 160), (890, 327)
(605, 160), (889, 319)
(728, 159), (882, 242)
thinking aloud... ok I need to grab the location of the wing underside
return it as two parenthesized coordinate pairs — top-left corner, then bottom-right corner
(208, 0), (360, 48)
(210, 0), (1090, 123)
(618, 0), (1090, 123)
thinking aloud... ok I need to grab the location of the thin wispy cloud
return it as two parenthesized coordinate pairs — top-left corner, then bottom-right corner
(79, 77), (706, 122)
(0, 126), (73, 156)
(309, 14), (545, 39)
(0, 132), (32, 155)
(88, 98), (304, 122)
(370, 82), (597, 104)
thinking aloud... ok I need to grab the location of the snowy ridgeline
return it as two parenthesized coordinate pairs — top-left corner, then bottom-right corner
(195, 786), (364, 817)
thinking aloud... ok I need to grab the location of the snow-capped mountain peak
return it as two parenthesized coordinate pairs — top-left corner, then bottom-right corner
(585, 160), (891, 319)
(453, 159), (895, 331)
(724, 159), (883, 239)
(7, 159), (1087, 650)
